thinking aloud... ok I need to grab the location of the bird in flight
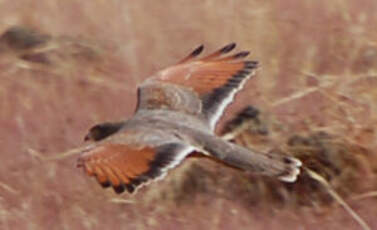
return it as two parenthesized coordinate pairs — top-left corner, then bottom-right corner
(78, 43), (302, 194)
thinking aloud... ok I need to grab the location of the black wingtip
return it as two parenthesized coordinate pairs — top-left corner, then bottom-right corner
(244, 60), (259, 69)
(113, 184), (126, 194)
(233, 51), (250, 59)
(191, 44), (204, 57)
(100, 181), (111, 188)
(126, 184), (136, 193)
(220, 43), (236, 54)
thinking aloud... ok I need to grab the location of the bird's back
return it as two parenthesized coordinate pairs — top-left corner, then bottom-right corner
(78, 44), (301, 194)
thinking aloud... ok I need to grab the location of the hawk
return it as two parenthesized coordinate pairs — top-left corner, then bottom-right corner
(78, 43), (302, 194)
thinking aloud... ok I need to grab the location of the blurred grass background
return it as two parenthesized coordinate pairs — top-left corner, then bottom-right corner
(0, 0), (376, 229)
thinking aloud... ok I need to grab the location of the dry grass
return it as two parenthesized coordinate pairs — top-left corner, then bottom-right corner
(1, 1), (377, 229)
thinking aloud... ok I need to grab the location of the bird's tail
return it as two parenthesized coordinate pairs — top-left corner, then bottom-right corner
(196, 133), (301, 182)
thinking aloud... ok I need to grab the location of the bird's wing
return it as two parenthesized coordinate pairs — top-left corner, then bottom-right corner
(137, 43), (259, 129)
(77, 141), (194, 194)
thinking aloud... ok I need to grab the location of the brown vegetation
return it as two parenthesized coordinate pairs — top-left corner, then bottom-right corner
(0, 1), (376, 229)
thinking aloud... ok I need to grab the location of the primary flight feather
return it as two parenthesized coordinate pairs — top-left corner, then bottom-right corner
(78, 43), (302, 194)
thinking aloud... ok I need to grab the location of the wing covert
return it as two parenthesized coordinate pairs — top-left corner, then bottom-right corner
(137, 43), (259, 129)
(78, 142), (194, 194)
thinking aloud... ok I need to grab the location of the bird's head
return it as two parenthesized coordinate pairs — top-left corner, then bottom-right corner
(84, 121), (125, 142)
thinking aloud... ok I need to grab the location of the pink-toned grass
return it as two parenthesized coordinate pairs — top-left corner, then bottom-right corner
(0, 1), (376, 229)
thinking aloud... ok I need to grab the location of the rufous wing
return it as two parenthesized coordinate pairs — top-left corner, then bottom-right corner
(155, 43), (256, 95)
(150, 43), (259, 128)
(77, 143), (193, 194)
